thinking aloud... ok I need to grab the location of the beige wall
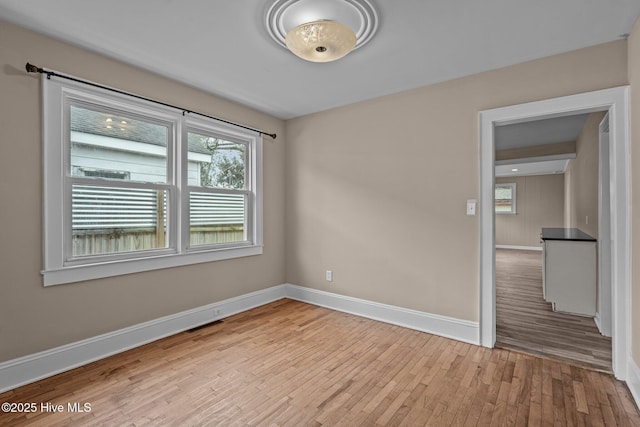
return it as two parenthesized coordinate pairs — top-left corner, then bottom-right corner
(0, 21), (286, 362)
(285, 40), (628, 322)
(495, 175), (564, 248)
(629, 17), (640, 366)
(564, 112), (604, 238)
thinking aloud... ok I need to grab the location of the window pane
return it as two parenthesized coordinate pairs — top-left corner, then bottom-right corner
(72, 185), (168, 257)
(495, 185), (514, 212)
(190, 192), (245, 246)
(188, 132), (246, 189)
(495, 187), (512, 200)
(70, 105), (169, 183)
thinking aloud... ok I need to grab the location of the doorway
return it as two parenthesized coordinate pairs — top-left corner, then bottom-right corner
(492, 111), (611, 371)
(478, 87), (631, 380)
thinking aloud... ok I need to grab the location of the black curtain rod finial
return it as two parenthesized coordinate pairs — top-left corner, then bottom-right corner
(25, 62), (41, 73)
(26, 62), (53, 79)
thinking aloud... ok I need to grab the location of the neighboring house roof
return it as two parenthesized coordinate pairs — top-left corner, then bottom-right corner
(70, 105), (212, 155)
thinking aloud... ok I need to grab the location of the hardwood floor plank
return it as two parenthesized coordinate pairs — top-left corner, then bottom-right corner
(1, 299), (638, 426)
(573, 380), (589, 414)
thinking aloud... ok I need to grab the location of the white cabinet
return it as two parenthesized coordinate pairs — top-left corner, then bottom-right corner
(542, 228), (596, 317)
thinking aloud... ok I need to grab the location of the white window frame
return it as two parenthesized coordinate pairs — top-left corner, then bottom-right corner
(42, 75), (263, 286)
(495, 183), (516, 214)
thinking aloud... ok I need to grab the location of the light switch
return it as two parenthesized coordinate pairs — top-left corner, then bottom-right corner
(466, 199), (477, 216)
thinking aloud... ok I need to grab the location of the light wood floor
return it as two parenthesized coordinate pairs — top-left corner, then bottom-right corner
(1, 299), (638, 426)
(496, 248), (613, 372)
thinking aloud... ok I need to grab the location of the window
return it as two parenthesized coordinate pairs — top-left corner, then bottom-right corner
(495, 183), (516, 214)
(42, 77), (263, 286)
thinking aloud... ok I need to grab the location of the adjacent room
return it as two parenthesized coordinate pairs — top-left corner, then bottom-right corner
(1, 0), (640, 425)
(493, 113), (613, 372)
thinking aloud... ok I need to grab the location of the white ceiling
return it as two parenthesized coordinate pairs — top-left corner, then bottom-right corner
(494, 113), (590, 151)
(1, 1), (639, 120)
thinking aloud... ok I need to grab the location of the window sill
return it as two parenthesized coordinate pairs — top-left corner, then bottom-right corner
(42, 245), (263, 286)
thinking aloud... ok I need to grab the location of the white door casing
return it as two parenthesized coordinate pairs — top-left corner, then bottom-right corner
(479, 86), (630, 380)
(598, 113), (612, 337)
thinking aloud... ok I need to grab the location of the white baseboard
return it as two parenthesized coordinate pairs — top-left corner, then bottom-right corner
(284, 284), (479, 345)
(0, 285), (286, 394)
(594, 311), (602, 334)
(627, 358), (640, 410)
(496, 245), (542, 251)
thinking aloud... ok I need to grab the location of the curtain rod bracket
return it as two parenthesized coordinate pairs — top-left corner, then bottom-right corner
(24, 62), (277, 140)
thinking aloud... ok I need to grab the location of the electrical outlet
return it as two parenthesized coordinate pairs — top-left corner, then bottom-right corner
(326, 270), (333, 282)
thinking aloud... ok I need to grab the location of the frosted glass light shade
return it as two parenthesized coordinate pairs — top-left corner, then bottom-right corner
(285, 20), (356, 62)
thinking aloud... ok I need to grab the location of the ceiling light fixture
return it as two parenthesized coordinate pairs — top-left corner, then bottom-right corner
(286, 20), (356, 62)
(266, 0), (378, 63)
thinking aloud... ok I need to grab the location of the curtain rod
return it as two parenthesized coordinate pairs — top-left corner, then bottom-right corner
(25, 63), (277, 140)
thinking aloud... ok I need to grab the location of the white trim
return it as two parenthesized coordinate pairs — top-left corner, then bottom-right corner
(42, 245), (263, 286)
(594, 311), (603, 335)
(597, 113), (612, 337)
(496, 245), (542, 251)
(479, 86), (631, 381)
(284, 284), (480, 345)
(0, 285), (286, 393)
(627, 358), (640, 410)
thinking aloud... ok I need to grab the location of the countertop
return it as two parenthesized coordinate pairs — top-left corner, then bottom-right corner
(541, 228), (596, 242)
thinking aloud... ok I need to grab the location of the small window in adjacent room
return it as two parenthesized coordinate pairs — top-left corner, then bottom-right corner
(495, 183), (516, 214)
